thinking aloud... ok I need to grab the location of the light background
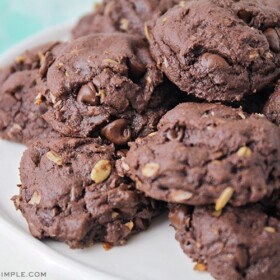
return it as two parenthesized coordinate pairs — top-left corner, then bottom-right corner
(0, 1), (94, 278)
(0, 0), (95, 53)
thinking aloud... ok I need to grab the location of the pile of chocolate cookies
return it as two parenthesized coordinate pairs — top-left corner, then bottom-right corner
(1, 0), (280, 279)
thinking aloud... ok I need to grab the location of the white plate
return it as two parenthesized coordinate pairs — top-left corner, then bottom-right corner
(0, 24), (212, 280)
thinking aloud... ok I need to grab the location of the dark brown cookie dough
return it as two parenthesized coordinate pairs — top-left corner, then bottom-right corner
(0, 70), (59, 144)
(263, 0), (280, 11)
(13, 137), (162, 249)
(263, 80), (280, 125)
(169, 204), (280, 280)
(72, 0), (180, 39)
(0, 42), (62, 144)
(40, 33), (182, 143)
(125, 103), (280, 207)
(147, 0), (280, 102)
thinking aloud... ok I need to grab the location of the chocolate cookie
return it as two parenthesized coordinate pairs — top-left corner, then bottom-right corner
(263, 0), (280, 11)
(0, 42), (62, 144)
(40, 33), (181, 143)
(147, 0), (280, 102)
(125, 103), (280, 207)
(72, 0), (180, 39)
(169, 204), (280, 280)
(263, 80), (280, 125)
(13, 137), (162, 249)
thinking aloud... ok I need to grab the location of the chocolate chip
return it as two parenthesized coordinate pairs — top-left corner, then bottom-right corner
(237, 10), (253, 24)
(200, 53), (229, 70)
(166, 127), (184, 141)
(129, 58), (146, 78)
(264, 28), (280, 53)
(101, 119), (131, 145)
(235, 247), (248, 269)
(77, 82), (100, 106)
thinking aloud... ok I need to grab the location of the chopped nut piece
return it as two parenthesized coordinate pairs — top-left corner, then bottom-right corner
(29, 191), (41, 205)
(120, 18), (130, 31)
(249, 50), (259, 60)
(238, 112), (246, 119)
(91, 160), (112, 183)
(56, 62), (64, 69)
(210, 226), (219, 235)
(215, 187), (234, 211)
(135, 137), (143, 144)
(104, 0), (115, 16)
(162, 17), (168, 24)
(146, 76), (152, 85)
(212, 210), (222, 217)
(194, 263), (207, 272)
(142, 162), (160, 178)
(103, 58), (118, 65)
(7, 124), (22, 139)
(119, 240), (127, 246)
(172, 190), (193, 202)
(144, 24), (151, 41)
(163, 57), (169, 68)
(53, 100), (62, 109)
(237, 146), (252, 157)
(50, 92), (59, 104)
(265, 227), (276, 233)
(65, 71), (70, 77)
(111, 212), (119, 219)
(98, 90), (106, 103)
(70, 187), (76, 202)
(179, 1), (186, 7)
(15, 56), (25, 63)
(125, 221), (134, 231)
(13, 196), (20, 209)
(46, 151), (63, 165)
(121, 161), (130, 172)
(148, 132), (157, 137)
(102, 243), (113, 251)
(93, 2), (101, 11)
(10, 123), (22, 132)
(265, 52), (273, 59)
(35, 93), (43, 105)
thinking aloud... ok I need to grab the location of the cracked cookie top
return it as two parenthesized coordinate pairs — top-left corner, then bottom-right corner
(14, 137), (162, 248)
(125, 102), (280, 207)
(0, 42), (62, 144)
(39, 33), (182, 143)
(147, 0), (280, 102)
(169, 203), (280, 280)
(72, 0), (181, 39)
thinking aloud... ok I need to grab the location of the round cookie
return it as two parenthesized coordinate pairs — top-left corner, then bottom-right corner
(72, 0), (180, 39)
(125, 103), (280, 207)
(169, 204), (280, 280)
(13, 137), (162, 249)
(0, 42), (62, 144)
(147, 0), (280, 102)
(263, 80), (280, 125)
(40, 33), (182, 143)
